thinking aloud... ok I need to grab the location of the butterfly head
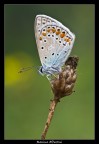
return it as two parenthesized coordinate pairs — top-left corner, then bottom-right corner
(38, 64), (50, 76)
(38, 66), (45, 76)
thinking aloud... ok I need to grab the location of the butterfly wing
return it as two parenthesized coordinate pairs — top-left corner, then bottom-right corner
(34, 14), (75, 69)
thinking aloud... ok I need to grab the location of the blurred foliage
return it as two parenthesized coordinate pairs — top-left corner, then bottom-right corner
(4, 4), (95, 139)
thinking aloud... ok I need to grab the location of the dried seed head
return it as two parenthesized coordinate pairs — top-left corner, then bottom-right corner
(65, 56), (79, 69)
(50, 56), (79, 100)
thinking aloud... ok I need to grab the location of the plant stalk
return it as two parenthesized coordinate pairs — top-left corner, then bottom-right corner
(41, 99), (59, 140)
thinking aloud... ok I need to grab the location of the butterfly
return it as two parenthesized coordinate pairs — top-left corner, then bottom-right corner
(19, 15), (75, 79)
(34, 14), (75, 79)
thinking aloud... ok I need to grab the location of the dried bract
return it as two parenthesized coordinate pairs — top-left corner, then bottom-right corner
(51, 56), (79, 100)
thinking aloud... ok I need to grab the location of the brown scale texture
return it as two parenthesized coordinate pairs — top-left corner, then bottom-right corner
(51, 56), (79, 100)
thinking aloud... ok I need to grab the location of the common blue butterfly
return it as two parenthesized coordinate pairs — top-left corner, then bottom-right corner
(34, 15), (75, 79)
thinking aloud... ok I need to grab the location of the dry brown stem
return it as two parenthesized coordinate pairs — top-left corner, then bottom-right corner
(41, 56), (79, 140)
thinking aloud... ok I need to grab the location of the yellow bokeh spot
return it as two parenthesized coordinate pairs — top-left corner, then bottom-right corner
(5, 53), (34, 87)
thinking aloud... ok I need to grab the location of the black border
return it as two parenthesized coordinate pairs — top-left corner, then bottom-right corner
(3, 1), (95, 143)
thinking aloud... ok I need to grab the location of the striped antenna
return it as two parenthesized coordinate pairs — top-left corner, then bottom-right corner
(18, 66), (39, 73)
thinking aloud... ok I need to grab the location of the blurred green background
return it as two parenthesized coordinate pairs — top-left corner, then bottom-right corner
(4, 4), (95, 140)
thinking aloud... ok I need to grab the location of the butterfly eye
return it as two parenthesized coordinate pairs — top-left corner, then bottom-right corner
(41, 47), (44, 49)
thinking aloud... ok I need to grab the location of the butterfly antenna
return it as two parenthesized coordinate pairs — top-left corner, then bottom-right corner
(18, 66), (37, 73)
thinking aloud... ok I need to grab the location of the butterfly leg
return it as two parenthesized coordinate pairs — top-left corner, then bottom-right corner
(52, 73), (58, 79)
(46, 73), (58, 82)
(46, 74), (52, 81)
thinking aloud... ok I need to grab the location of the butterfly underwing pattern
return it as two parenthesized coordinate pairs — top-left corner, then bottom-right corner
(34, 14), (75, 78)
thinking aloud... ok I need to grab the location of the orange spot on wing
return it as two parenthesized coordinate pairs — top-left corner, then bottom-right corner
(39, 36), (42, 40)
(60, 32), (65, 38)
(66, 38), (70, 42)
(47, 29), (51, 32)
(64, 37), (71, 45)
(64, 37), (69, 42)
(56, 30), (61, 35)
(42, 32), (46, 36)
(52, 28), (56, 33)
